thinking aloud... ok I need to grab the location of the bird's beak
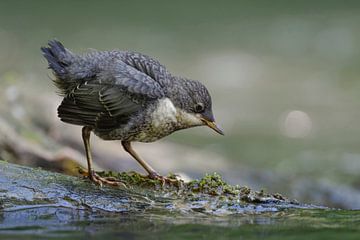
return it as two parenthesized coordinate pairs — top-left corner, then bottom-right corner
(200, 118), (224, 135)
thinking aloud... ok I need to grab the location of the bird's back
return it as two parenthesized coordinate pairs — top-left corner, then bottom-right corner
(42, 40), (171, 94)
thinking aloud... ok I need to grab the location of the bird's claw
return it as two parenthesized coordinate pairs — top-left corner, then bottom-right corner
(80, 169), (127, 188)
(148, 172), (182, 187)
(90, 171), (127, 188)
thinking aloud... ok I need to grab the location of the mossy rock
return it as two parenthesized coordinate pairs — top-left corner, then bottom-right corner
(0, 161), (319, 216)
(98, 170), (290, 204)
(96, 170), (302, 214)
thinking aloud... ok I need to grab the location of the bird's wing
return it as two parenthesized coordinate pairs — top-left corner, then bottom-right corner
(57, 83), (135, 130)
(119, 51), (172, 87)
(102, 58), (166, 99)
(58, 60), (166, 132)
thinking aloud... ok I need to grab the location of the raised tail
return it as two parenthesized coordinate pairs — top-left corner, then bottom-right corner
(41, 40), (77, 95)
(41, 40), (74, 78)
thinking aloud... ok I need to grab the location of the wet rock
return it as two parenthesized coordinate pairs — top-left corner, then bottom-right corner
(0, 161), (321, 216)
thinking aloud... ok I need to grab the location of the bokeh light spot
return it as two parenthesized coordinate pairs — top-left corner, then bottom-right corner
(281, 110), (312, 138)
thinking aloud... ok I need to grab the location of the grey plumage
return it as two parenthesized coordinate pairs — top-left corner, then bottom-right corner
(42, 40), (218, 142)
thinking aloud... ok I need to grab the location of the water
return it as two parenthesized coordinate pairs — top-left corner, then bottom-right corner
(1, 208), (359, 239)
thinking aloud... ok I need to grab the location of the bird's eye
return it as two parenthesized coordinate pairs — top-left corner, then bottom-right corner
(194, 103), (205, 113)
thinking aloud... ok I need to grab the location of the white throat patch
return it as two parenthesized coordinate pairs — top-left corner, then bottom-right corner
(151, 98), (177, 127)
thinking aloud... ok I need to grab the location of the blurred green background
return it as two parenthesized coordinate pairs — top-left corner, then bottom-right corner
(0, 0), (360, 209)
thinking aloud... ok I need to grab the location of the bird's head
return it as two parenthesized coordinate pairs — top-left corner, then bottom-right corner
(175, 79), (224, 135)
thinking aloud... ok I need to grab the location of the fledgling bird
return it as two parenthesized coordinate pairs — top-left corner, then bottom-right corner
(41, 40), (223, 186)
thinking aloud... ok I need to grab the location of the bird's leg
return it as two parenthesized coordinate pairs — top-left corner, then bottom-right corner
(121, 141), (157, 175)
(121, 141), (179, 185)
(81, 126), (126, 187)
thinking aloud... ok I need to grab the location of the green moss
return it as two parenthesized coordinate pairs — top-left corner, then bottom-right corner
(187, 173), (239, 196)
(97, 171), (288, 204)
(99, 171), (166, 188)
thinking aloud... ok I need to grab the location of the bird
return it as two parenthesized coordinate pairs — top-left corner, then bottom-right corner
(41, 40), (223, 186)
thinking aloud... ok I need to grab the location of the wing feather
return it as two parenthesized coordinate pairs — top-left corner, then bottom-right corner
(57, 58), (166, 133)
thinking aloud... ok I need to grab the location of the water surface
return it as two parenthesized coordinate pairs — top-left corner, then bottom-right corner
(1, 208), (359, 239)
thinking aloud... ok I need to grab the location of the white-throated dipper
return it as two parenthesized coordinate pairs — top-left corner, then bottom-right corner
(41, 40), (223, 186)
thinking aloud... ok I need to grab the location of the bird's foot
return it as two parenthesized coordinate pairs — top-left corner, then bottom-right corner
(90, 172), (127, 188)
(148, 172), (182, 187)
(79, 169), (127, 188)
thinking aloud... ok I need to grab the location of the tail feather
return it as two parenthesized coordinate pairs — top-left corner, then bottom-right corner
(41, 40), (71, 78)
(41, 40), (76, 95)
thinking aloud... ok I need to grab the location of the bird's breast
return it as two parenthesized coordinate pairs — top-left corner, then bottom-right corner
(126, 98), (178, 142)
(150, 98), (177, 128)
